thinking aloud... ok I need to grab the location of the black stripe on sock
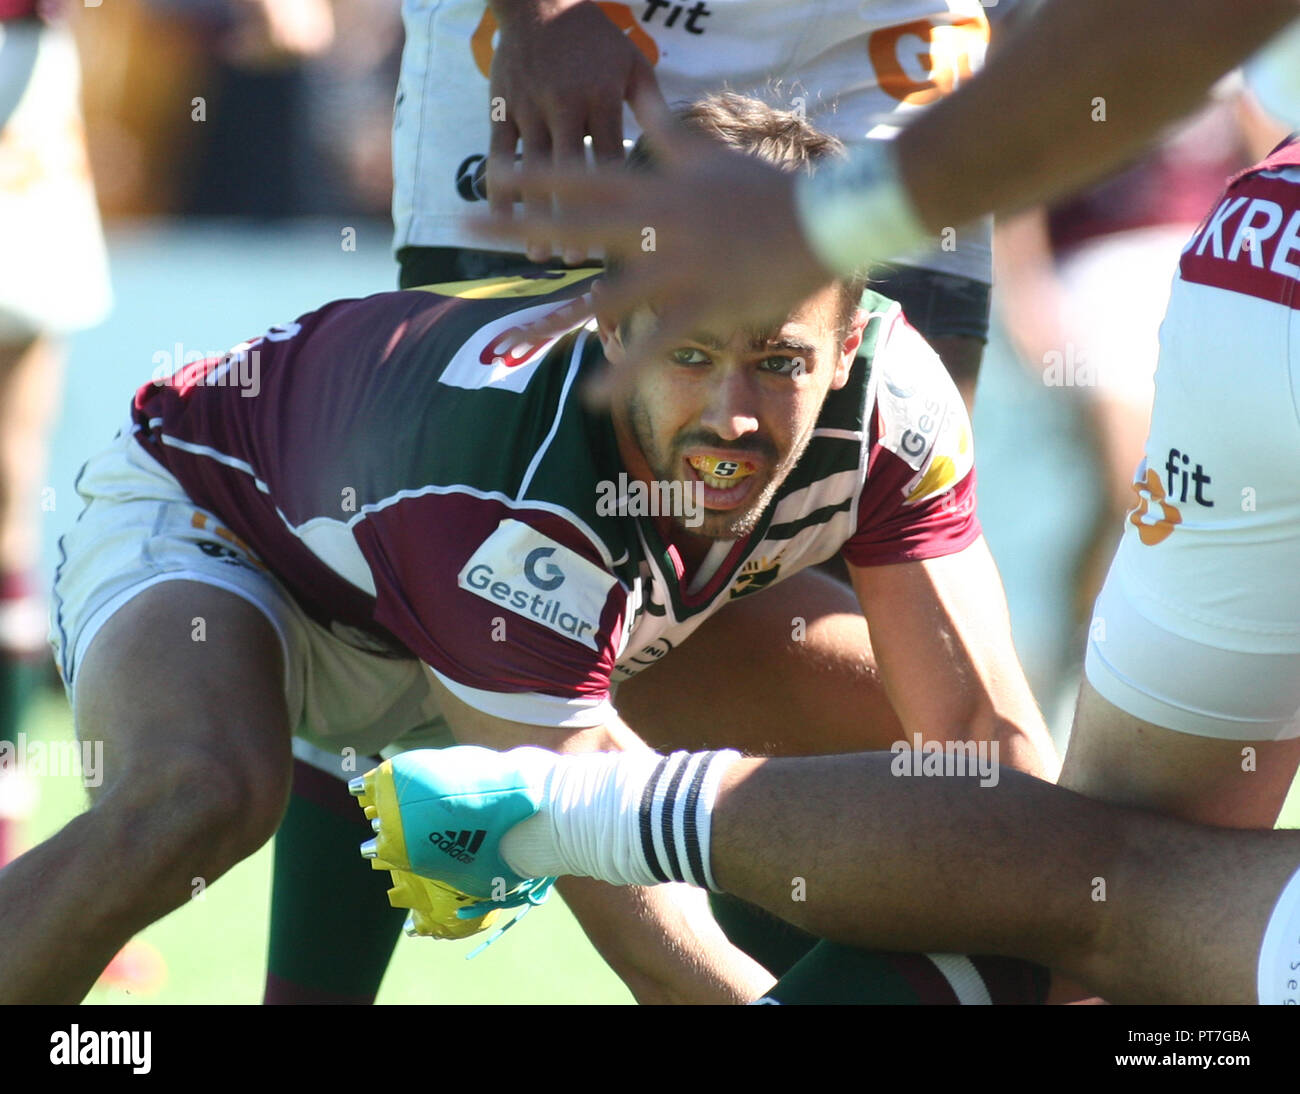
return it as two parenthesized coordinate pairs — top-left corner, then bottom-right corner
(639, 756), (672, 883)
(681, 751), (715, 889)
(659, 753), (692, 884)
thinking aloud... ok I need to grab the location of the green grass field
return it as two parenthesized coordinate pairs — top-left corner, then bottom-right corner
(16, 689), (632, 1005)
(17, 684), (1300, 1005)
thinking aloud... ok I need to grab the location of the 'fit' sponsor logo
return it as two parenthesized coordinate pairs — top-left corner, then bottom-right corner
(1164, 447), (1213, 507)
(471, 3), (708, 81)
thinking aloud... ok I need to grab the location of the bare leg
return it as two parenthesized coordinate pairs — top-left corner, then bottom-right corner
(0, 582), (292, 1002)
(1061, 680), (1300, 829)
(708, 753), (1300, 1003)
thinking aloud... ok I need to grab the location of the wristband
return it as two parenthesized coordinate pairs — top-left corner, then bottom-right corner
(793, 138), (930, 278)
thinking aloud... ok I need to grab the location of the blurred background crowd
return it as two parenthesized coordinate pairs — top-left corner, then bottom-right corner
(73, 0), (402, 218)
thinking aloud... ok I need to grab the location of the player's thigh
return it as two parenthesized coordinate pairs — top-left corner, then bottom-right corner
(1061, 679), (1300, 829)
(616, 567), (903, 755)
(51, 429), (299, 827)
(73, 580), (293, 837)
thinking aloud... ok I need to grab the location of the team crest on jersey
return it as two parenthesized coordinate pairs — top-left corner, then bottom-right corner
(730, 556), (781, 599)
(437, 296), (595, 393)
(458, 520), (615, 651)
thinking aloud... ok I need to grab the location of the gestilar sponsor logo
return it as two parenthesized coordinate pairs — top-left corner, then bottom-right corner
(595, 473), (705, 528)
(463, 561), (595, 641)
(458, 522), (616, 651)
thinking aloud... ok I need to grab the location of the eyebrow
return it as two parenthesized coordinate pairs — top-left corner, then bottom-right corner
(685, 331), (818, 357)
(754, 336), (817, 356)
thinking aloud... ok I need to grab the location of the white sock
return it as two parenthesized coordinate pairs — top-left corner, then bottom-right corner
(500, 749), (739, 890)
(1257, 864), (1300, 1004)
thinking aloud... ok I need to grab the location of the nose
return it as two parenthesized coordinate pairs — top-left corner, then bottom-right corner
(698, 367), (760, 441)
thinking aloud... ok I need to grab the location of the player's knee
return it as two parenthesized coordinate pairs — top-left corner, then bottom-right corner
(169, 744), (290, 864)
(102, 743), (290, 880)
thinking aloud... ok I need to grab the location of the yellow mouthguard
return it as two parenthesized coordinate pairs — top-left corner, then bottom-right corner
(689, 455), (757, 480)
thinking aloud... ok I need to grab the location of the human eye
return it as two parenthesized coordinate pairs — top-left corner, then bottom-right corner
(669, 347), (711, 365)
(758, 355), (806, 377)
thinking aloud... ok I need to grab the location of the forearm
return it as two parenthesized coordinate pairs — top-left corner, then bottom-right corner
(437, 679), (774, 1002)
(894, 690), (1056, 780)
(557, 877), (775, 1004)
(969, 701), (1058, 782)
(850, 549), (1060, 782)
(897, 0), (1299, 229)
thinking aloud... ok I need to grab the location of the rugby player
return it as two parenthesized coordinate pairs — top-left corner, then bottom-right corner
(470, 0), (1300, 357)
(271, 1), (1023, 992)
(262, 1), (1023, 999)
(6, 94), (1057, 1003)
(363, 130), (1300, 1007)
(272, 78), (1068, 1003)
(352, 742), (1300, 1004)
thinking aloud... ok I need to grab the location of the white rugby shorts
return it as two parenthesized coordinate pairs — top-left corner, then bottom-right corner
(49, 424), (456, 763)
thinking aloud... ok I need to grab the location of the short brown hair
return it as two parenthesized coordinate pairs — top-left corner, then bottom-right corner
(622, 92), (868, 336)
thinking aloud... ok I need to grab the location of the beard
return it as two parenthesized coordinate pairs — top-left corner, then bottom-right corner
(623, 390), (819, 541)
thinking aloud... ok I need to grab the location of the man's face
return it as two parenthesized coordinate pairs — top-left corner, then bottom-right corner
(602, 283), (863, 541)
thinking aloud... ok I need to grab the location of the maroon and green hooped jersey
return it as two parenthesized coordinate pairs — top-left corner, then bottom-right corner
(130, 272), (978, 727)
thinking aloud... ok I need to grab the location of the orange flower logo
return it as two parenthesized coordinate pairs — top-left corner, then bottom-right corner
(1128, 467), (1182, 546)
